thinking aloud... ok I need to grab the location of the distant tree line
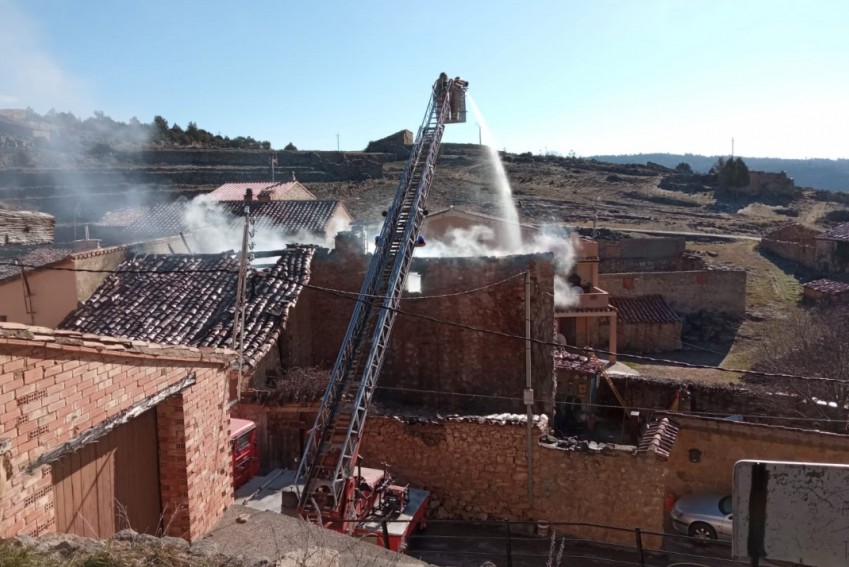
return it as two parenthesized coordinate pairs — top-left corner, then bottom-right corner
(591, 152), (849, 192)
(21, 108), (272, 150)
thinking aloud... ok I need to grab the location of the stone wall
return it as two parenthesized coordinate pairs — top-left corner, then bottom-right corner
(0, 209), (54, 245)
(618, 321), (682, 353)
(0, 323), (235, 541)
(298, 250), (556, 415)
(596, 374), (849, 433)
(758, 224), (819, 269)
(598, 269), (746, 316)
(665, 415), (849, 498)
(359, 416), (667, 547)
(597, 237), (687, 274)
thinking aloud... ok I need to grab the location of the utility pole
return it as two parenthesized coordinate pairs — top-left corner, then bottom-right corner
(231, 204), (254, 404)
(731, 137), (735, 159)
(524, 270), (534, 504)
(337, 133), (340, 151)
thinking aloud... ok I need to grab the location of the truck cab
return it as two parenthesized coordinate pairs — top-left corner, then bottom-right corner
(230, 418), (260, 490)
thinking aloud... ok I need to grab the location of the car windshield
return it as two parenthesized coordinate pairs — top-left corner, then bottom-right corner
(719, 495), (733, 515)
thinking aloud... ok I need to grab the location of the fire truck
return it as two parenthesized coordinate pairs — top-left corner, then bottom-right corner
(281, 74), (469, 551)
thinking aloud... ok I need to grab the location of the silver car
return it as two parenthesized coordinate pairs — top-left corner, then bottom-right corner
(670, 492), (733, 540)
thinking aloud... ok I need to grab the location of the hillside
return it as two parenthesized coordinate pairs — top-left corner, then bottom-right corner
(592, 152), (849, 192)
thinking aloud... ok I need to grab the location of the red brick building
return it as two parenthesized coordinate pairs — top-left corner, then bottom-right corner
(0, 323), (236, 541)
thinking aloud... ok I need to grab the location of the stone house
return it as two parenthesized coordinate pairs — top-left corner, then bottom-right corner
(208, 180), (316, 201)
(802, 278), (849, 303)
(57, 247), (315, 390)
(758, 223), (819, 268)
(0, 323), (235, 540)
(815, 222), (849, 274)
(609, 295), (682, 353)
(0, 237), (182, 327)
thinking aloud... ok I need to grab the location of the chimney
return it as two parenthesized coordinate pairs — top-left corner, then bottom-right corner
(244, 188), (253, 202)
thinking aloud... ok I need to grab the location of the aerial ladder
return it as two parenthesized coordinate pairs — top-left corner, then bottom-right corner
(284, 75), (468, 551)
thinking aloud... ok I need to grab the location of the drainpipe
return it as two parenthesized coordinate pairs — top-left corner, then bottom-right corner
(524, 270), (534, 504)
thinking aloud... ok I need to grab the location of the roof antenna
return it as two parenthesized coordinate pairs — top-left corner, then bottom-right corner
(291, 170), (296, 182)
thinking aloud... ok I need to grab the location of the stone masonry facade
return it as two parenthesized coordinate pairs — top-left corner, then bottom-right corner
(360, 416), (667, 547)
(0, 322), (236, 541)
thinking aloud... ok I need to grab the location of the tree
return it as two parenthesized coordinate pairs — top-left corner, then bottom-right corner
(153, 115), (169, 140)
(712, 156), (750, 187)
(284, 142), (298, 151)
(675, 162), (693, 175)
(749, 305), (849, 431)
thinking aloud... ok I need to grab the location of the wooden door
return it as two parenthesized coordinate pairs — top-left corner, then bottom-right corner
(52, 408), (161, 537)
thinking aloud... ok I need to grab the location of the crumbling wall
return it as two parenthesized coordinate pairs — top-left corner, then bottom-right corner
(359, 416), (666, 547)
(301, 251), (556, 415)
(598, 269), (746, 316)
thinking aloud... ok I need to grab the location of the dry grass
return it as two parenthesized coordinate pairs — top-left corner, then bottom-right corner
(0, 539), (228, 567)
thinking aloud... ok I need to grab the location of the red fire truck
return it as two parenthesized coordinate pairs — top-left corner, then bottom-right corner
(230, 417), (260, 489)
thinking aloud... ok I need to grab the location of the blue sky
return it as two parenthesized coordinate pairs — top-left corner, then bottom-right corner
(2, 0), (848, 159)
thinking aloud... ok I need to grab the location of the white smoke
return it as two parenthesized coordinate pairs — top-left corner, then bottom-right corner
(416, 224), (581, 308)
(181, 194), (336, 256)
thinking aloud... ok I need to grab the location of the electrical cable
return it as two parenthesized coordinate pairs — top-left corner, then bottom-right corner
(1, 260), (847, 385)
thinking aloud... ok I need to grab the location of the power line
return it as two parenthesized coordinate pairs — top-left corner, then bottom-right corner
(1, 260), (846, 385)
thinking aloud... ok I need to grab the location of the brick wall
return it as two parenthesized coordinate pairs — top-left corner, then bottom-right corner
(598, 270), (746, 316)
(665, 415), (849, 498)
(0, 323), (235, 540)
(360, 416), (666, 547)
(299, 250), (556, 415)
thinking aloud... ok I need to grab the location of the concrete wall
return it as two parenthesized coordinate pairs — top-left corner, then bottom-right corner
(360, 416), (666, 547)
(598, 270), (746, 317)
(665, 415), (849, 499)
(299, 250), (556, 415)
(0, 323), (235, 541)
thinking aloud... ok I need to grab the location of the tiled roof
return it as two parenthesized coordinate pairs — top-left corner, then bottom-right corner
(804, 278), (849, 295)
(97, 199), (347, 241)
(209, 181), (314, 201)
(610, 295), (680, 324)
(553, 347), (604, 375)
(0, 246), (73, 282)
(58, 247), (314, 368)
(820, 222), (849, 242)
(0, 322), (234, 364)
(635, 417), (678, 461)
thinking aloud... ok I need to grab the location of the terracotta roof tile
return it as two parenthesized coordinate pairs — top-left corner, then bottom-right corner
(553, 347), (604, 375)
(58, 247), (314, 368)
(804, 278), (849, 295)
(635, 417), (679, 460)
(820, 222), (849, 242)
(610, 295), (680, 324)
(209, 181), (315, 201)
(97, 199), (344, 242)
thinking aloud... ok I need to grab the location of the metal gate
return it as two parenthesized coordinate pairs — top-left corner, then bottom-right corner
(52, 408), (161, 537)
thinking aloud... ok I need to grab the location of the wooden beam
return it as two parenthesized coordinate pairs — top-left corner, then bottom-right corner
(24, 373), (196, 473)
